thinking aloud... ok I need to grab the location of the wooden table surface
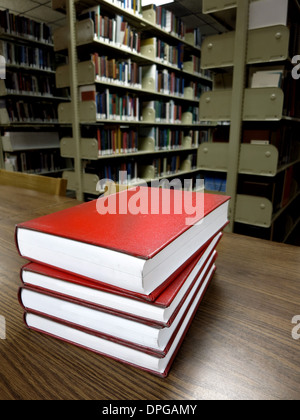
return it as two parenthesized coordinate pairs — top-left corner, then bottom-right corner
(0, 185), (300, 400)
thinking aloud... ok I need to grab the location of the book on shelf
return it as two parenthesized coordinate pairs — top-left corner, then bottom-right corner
(80, 87), (140, 121)
(16, 187), (230, 298)
(250, 67), (284, 89)
(118, 0), (142, 16)
(204, 174), (227, 193)
(91, 54), (142, 88)
(148, 152), (196, 178)
(142, 100), (182, 124)
(79, 84), (97, 101)
(5, 97), (58, 123)
(183, 55), (201, 75)
(5, 70), (55, 97)
(0, 40), (54, 71)
(141, 100), (199, 125)
(0, 9), (53, 44)
(142, 64), (205, 100)
(96, 126), (138, 156)
(79, 6), (140, 53)
(4, 148), (64, 174)
(140, 127), (207, 151)
(155, 6), (185, 39)
(140, 37), (184, 70)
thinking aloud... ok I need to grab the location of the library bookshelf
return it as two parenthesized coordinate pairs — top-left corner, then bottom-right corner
(199, 0), (300, 242)
(52, 0), (214, 200)
(0, 9), (71, 176)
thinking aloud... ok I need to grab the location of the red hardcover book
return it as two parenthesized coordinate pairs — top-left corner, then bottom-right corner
(22, 264), (216, 377)
(20, 233), (221, 327)
(19, 254), (216, 355)
(15, 187), (230, 298)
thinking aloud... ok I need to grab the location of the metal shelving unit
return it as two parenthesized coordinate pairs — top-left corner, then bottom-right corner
(53, 0), (213, 200)
(200, 0), (300, 241)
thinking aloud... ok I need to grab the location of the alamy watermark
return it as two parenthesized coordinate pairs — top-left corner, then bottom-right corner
(292, 315), (300, 340)
(292, 55), (300, 80)
(0, 315), (6, 340)
(96, 174), (205, 226)
(0, 55), (5, 80)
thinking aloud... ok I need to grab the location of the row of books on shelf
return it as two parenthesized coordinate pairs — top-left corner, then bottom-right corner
(113, 0), (143, 16)
(142, 64), (208, 98)
(89, 55), (208, 99)
(2, 98), (58, 123)
(79, 87), (200, 123)
(204, 174), (227, 193)
(91, 54), (142, 88)
(141, 37), (184, 70)
(4, 71), (55, 97)
(152, 153), (197, 178)
(96, 126), (138, 155)
(79, 6), (140, 52)
(78, 6), (199, 72)
(86, 152), (197, 184)
(16, 187), (230, 376)
(145, 4), (185, 40)
(0, 9), (53, 44)
(83, 125), (208, 156)
(4, 149), (64, 174)
(79, 3), (201, 47)
(142, 100), (199, 124)
(140, 127), (208, 151)
(0, 40), (54, 71)
(82, 88), (140, 121)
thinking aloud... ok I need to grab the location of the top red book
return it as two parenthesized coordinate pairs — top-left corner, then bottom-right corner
(16, 187), (230, 296)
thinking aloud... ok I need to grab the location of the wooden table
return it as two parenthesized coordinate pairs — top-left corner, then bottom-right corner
(0, 185), (300, 400)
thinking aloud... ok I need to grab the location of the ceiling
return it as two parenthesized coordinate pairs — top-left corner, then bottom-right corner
(0, 0), (226, 35)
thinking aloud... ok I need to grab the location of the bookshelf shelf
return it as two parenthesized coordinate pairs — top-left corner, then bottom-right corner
(199, 87), (285, 122)
(53, 0), (202, 54)
(61, 134), (198, 160)
(54, 20), (210, 83)
(202, 0), (237, 14)
(6, 64), (55, 75)
(201, 25), (290, 70)
(56, 61), (204, 103)
(0, 30), (54, 49)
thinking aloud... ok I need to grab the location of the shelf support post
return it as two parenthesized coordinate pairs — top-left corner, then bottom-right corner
(226, 0), (250, 232)
(66, 0), (83, 201)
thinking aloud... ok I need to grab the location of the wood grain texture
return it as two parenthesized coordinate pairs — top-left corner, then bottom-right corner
(0, 185), (300, 400)
(0, 170), (67, 196)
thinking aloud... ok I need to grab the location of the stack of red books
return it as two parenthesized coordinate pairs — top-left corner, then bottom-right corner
(16, 187), (230, 377)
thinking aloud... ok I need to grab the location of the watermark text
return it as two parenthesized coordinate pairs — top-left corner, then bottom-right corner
(0, 315), (6, 339)
(96, 174), (205, 226)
